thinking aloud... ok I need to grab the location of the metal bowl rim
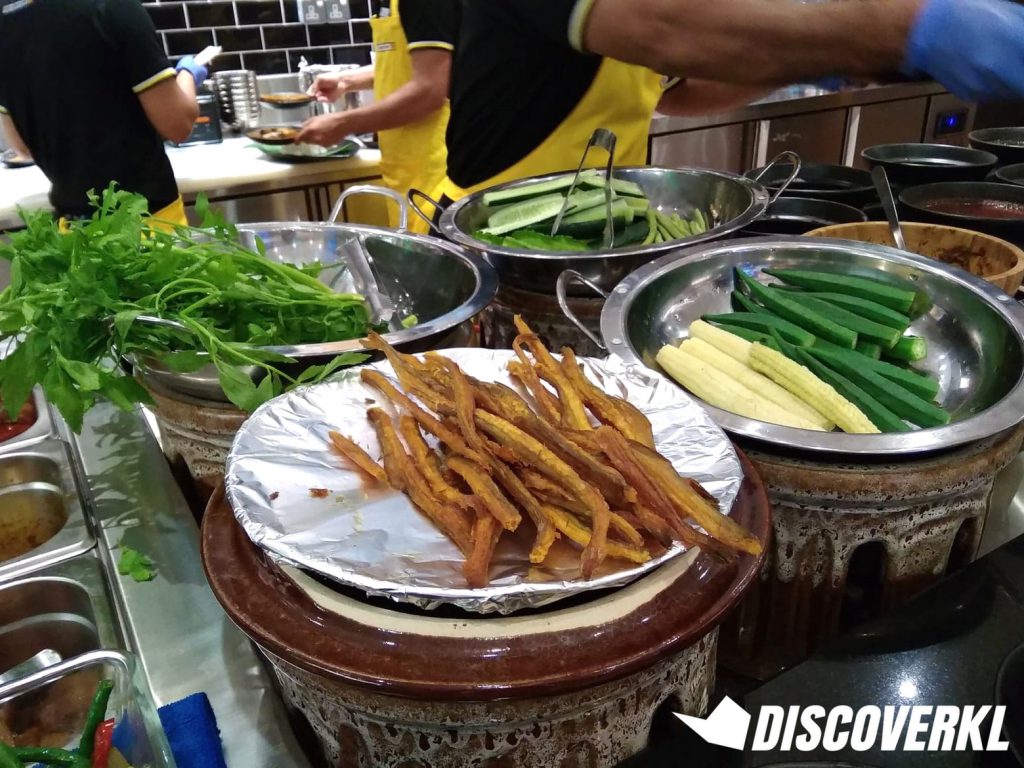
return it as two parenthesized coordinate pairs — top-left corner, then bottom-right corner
(899, 181), (1024, 223)
(861, 143), (1000, 167)
(744, 163), (874, 193)
(600, 235), (1024, 456)
(142, 221), (498, 363)
(439, 165), (772, 262)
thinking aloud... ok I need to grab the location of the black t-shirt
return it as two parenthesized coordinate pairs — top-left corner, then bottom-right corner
(446, 0), (604, 188)
(0, 0), (179, 217)
(391, 0), (458, 51)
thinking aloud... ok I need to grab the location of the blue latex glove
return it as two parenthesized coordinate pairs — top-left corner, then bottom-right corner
(175, 55), (209, 87)
(904, 0), (1024, 102)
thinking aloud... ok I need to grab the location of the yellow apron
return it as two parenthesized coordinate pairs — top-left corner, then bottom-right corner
(59, 195), (187, 233)
(428, 59), (663, 212)
(371, 0), (450, 233)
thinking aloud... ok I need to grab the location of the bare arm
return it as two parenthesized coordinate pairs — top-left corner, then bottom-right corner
(137, 71), (200, 144)
(657, 80), (774, 117)
(308, 65), (376, 102)
(297, 49), (450, 145)
(0, 113), (31, 159)
(583, 0), (919, 85)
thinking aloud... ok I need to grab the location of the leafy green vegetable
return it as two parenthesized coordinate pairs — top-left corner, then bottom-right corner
(0, 186), (374, 430)
(471, 228), (589, 251)
(117, 545), (155, 582)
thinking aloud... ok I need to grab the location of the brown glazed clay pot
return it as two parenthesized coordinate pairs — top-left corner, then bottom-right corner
(719, 424), (1024, 680)
(202, 453), (771, 768)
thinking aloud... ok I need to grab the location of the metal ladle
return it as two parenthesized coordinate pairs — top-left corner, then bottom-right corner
(872, 165), (907, 251)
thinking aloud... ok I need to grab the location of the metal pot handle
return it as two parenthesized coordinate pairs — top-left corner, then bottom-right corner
(407, 188), (446, 235)
(328, 184), (409, 230)
(556, 270), (608, 352)
(753, 150), (802, 203)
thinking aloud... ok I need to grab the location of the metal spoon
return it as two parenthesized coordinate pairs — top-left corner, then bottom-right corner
(872, 166), (907, 251)
(0, 649), (61, 687)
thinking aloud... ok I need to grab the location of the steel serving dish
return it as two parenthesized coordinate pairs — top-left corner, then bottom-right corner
(138, 220), (498, 402)
(438, 166), (771, 295)
(0, 439), (94, 582)
(744, 162), (875, 208)
(970, 127), (1024, 167)
(600, 237), (1024, 456)
(899, 182), (1024, 245)
(862, 143), (998, 186)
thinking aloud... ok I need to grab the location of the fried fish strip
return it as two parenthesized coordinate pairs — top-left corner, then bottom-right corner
(481, 444), (558, 563)
(539, 505), (650, 565)
(397, 415), (475, 511)
(510, 347), (561, 425)
(512, 316), (591, 430)
(361, 369), (487, 465)
(327, 430), (386, 483)
(629, 441), (763, 556)
(475, 410), (610, 577)
(531, 489), (646, 549)
(559, 347), (656, 448)
(443, 358), (487, 451)
(463, 507), (501, 588)
(447, 455), (522, 532)
(363, 334), (451, 414)
(366, 408), (408, 491)
(628, 503), (676, 549)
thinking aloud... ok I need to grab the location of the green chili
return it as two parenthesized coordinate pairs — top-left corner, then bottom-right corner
(0, 740), (20, 768)
(13, 746), (90, 767)
(77, 678), (114, 759)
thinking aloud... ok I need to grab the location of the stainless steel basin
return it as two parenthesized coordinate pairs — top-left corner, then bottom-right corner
(0, 441), (93, 582)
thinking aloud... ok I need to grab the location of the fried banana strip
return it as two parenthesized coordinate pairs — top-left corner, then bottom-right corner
(510, 347), (562, 425)
(327, 430), (386, 483)
(540, 505), (650, 564)
(361, 369), (487, 465)
(475, 410), (610, 577)
(397, 415), (475, 511)
(366, 408), (408, 491)
(463, 507), (501, 588)
(559, 347), (656, 448)
(367, 408), (473, 554)
(512, 316), (591, 430)
(629, 442), (763, 556)
(447, 455), (522, 531)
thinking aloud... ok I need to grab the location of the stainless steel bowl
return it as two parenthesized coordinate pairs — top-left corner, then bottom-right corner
(138, 222), (498, 402)
(439, 166), (771, 294)
(601, 237), (1024, 456)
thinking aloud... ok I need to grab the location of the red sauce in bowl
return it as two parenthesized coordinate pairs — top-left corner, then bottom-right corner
(0, 397), (38, 443)
(921, 198), (1024, 219)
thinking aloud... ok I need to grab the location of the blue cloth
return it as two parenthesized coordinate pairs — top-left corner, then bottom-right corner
(157, 693), (228, 768)
(174, 55), (208, 88)
(904, 0), (1024, 103)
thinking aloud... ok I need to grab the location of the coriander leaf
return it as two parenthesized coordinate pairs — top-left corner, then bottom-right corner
(117, 546), (155, 582)
(58, 355), (102, 391)
(215, 360), (263, 412)
(0, 343), (35, 420)
(113, 309), (141, 340)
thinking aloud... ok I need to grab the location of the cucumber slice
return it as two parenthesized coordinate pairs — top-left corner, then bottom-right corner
(481, 171), (596, 207)
(579, 174), (646, 197)
(624, 197), (651, 212)
(554, 198), (632, 239)
(764, 268), (916, 313)
(807, 347), (949, 427)
(737, 271), (858, 349)
(483, 193), (566, 236)
(566, 188), (612, 214)
(794, 348), (909, 432)
(703, 312), (815, 347)
(617, 219), (652, 246)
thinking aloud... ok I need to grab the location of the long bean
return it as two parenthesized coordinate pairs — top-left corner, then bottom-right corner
(13, 747), (90, 767)
(0, 741), (20, 768)
(77, 679), (114, 759)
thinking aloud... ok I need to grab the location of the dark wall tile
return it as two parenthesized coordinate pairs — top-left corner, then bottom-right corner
(262, 24), (307, 48)
(350, 20), (371, 44)
(287, 47), (332, 70)
(308, 23), (348, 46)
(349, 0), (370, 19)
(282, 0), (300, 23)
(242, 50), (288, 74)
(207, 52), (242, 73)
(217, 26), (263, 51)
(146, 3), (186, 30)
(164, 29), (215, 56)
(236, 0), (282, 25)
(186, 1), (234, 27)
(331, 44), (370, 66)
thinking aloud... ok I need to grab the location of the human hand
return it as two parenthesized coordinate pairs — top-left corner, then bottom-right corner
(307, 73), (353, 103)
(905, 0), (1024, 102)
(296, 113), (349, 147)
(174, 55), (209, 87)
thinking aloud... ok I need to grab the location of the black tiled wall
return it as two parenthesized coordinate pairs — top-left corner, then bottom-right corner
(144, 0), (373, 75)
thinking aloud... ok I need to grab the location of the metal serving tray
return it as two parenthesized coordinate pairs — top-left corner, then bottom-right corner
(0, 388), (57, 454)
(0, 439), (94, 582)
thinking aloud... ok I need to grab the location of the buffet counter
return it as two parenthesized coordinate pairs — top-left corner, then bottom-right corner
(0, 137), (385, 231)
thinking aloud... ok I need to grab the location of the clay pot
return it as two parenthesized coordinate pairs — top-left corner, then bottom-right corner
(202, 452), (772, 768)
(807, 221), (1024, 295)
(719, 424), (1024, 679)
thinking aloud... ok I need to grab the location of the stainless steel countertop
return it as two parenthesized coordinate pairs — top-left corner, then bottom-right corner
(70, 403), (311, 768)
(649, 81), (948, 134)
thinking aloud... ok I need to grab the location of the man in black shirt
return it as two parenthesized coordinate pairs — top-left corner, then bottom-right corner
(0, 0), (203, 222)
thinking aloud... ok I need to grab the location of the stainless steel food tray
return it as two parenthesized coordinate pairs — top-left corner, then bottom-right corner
(0, 388), (56, 454)
(0, 439), (95, 582)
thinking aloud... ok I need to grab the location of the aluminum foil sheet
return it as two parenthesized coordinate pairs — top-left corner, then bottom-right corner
(225, 349), (743, 614)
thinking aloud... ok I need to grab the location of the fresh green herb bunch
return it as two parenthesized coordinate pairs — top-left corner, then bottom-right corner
(0, 186), (372, 431)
